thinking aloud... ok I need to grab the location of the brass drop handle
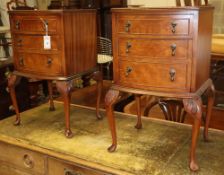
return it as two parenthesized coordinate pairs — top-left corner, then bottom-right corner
(169, 68), (176, 81)
(40, 18), (49, 35)
(17, 39), (22, 47)
(43, 20), (48, 31)
(15, 20), (20, 30)
(64, 168), (83, 175)
(170, 44), (176, 56)
(19, 58), (24, 66)
(47, 58), (52, 65)
(171, 22), (177, 34)
(126, 66), (132, 76)
(23, 154), (34, 168)
(126, 42), (132, 53)
(125, 21), (131, 32)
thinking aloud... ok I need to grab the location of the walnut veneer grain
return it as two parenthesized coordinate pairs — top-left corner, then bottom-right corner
(8, 10), (102, 137)
(105, 7), (215, 171)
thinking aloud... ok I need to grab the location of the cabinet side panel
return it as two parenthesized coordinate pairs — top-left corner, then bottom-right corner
(112, 12), (119, 84)
(63, 11), (97, 76)
(194, 8), (214, 91)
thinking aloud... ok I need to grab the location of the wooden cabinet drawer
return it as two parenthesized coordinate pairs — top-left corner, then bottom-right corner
(0, 142), (45, 174)
(11, 15), (60, 34)
(15, 53), (62, 76)
(48, 157), (111, 175)
(118, 38), (190, 59)
(118, 60), (190, 92)
(0, 162), (33, 175)
(117, 15), (191, 36)
(14, 35), (61, 51)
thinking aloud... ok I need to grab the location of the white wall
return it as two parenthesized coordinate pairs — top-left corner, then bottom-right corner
(36, 0), (51, 10)
(0, 0), (11, 26)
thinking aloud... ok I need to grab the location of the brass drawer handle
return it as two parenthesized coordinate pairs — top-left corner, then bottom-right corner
(47, 58), (52, 66)
(125, 21), (131, 32)
(43, 20), (49, 31)
(64, 168), (83, 175)
(19, 58), (24, 66)
(15, 20), (20, 30)
(126, 66), (132, 76)
(126, 42), (132, 53)
(40, 18), (49, 31)
(169, 68), (176, 81)
(171, 22), (177, 34)
(17, 39), (22, 47)
(23, 154), (34, 168)
(170, 44), (176, 56)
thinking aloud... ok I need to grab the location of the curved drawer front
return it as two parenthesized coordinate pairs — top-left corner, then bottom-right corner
(15, 53), (62, 76)
(48, 157), (109, 175)
(11, 15), (60, 34)
(118, 38), (190, 59)
(118, 60), (190, 91)
(0, 163), (32, 175)
(0, 142), (45, 174)
(117, 15), (191, 36)
(14, 35), (61, 51)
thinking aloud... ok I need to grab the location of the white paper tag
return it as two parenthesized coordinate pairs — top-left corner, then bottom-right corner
(43, 35), (51, 50)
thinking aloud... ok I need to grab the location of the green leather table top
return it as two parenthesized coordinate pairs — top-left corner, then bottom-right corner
(0, 102), (223, 175)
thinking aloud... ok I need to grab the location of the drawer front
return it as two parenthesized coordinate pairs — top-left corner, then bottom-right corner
(0, 162), (32, 175)
(118, 38), (190, 59)
(117, 15), (191, 36)
(14, 34), (61, 51)
(11, 15), (60, 34)
(118, 60), (190, 91)
(15, 53), (62, 76)
(0, 142), (45, 174)
(48, 157), (111, 175)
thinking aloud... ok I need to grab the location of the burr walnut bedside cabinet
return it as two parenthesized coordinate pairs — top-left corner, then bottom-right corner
(8, 9), (102, 138)
(105, 7), (215, 171)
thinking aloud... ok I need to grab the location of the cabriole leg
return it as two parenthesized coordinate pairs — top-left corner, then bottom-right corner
(105, 89), (120, 152)
(8, 74), (21, 126)
(183, 97), (202, 171)
(56, 81), (73, 138)
(204, 83), (215, 141)
(135, 94), (142, 129)
(48, 80), (55, 111)
(92, 70), (103, 119)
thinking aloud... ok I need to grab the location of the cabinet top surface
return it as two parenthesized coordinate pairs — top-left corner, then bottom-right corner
(112, 6), (214, 12)
(8, 9), (96, 14)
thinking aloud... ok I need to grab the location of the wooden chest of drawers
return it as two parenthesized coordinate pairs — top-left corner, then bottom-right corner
(9, 10), (97, 78)
(112, 8), (213, 93)
(8, 10), (102, 138)
(0, 141), (111, 175)
(105, 7), (215, 171)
